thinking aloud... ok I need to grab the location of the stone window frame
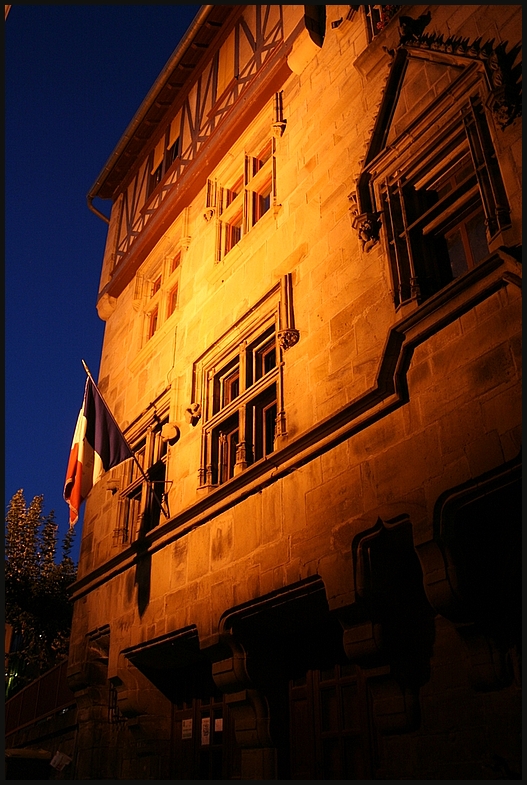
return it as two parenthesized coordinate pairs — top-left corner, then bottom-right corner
(139, 245), (184, 345)
(205, 136), (278, 263)
(193, 278), (299, 491)
(199, 315), (279, 488)
(354, 50), (512, 311)
(113, 391), (171, 544)
(380, 97), (509, 308)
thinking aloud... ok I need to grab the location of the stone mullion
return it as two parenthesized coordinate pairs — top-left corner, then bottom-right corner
(235, 342), (248, 472)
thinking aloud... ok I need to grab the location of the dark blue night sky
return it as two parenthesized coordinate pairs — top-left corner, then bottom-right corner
(5, 5), (200, 562)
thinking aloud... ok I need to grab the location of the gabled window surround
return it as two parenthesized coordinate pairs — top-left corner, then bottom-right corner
(352, 47), (515, 311)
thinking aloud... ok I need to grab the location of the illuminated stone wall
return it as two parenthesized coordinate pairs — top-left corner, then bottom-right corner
(68, 5), (522, 780)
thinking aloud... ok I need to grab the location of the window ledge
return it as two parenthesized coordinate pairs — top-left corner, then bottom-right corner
(395, 249), (521, 333)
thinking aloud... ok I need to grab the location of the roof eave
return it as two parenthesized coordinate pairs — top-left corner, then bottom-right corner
(87, 4), (223, 203)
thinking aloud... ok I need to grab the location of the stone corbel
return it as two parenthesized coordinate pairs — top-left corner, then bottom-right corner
(287, 26), (321, 75)
(278, 273), (300, 351)
(185, 402), (202, 426)
(486, 85), (521, 131)
(204, 181), (217, 222)
(211, 637), (251, 695)
(415, 539), (463, 621)
(277, 329), (300, 351)
(208, 635), (276, 777)
(340, 621), (420, 735)
(106, 651), (155, 718)
(160, 422), (180, 445)
(337, 515), (435, 734)
(342, 620), (383, 663)
(96, 292), (117, 321)
(484, 43), (522, 130)
(348, 190), (381, 252)
(67, 625), (111, 709)
(271, 121), (287, 138)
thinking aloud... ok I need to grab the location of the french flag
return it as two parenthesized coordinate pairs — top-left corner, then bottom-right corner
(64, 377), (132, 526)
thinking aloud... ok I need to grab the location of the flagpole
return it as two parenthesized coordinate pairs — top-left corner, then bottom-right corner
(81, 360), (169, 518)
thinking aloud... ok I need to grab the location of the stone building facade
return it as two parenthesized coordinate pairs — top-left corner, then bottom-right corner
(67, 5), (522, 779)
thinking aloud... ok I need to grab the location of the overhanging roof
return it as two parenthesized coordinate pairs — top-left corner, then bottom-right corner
(88, 5), (239, 202)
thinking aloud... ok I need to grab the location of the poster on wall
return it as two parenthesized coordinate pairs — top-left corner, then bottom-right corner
(201, 716), (211, 745)
(182, 719), (193, 739)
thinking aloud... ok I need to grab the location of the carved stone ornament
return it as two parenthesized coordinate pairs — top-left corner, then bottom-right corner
(96, 292), (117, 321)
(277, 329), (300, 350)
(348, 191), (381, 252)
(203, 208), (215, 222)
(397, 32), (522, 129)
(185, 402), (202, 426)
(271, 120), (287, 138)
(398, 12), (432, 45)
(161, 422), (181, 444)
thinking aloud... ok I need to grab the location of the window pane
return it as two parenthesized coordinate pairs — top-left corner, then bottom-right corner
(222, 370), (240, 407)
(254, 189), (271, 224)
(341, 684), (360, 731)
(144, 458), (166, 532)
(225, 176), (243, 207)
(214, 360), (239, 414)
(171, 252), (181, 273)
(148, 308), (159, 339)
(342, 735), (365, 778)
(225, 219), (242, 252)
(151, 164), (162, 191)
(264, 402), (276, 456)
(169, 287), (178, 316)
(168, 137), (179, 165)
(320, 687), (338, 732)
(322, 737), (340, 779)
(251, 385), (277, 462)
(466, 210), (489, 264)
(132, 443), (147, 479)
(124, 487), (142, 539)
(446, 229), (468, 278)
(263, 346), (276, 374)
(219, 423), (238, 484)
(254, 338), (276, 381)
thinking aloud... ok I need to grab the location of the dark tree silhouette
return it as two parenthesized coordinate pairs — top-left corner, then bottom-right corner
(5, 490), (77, 698)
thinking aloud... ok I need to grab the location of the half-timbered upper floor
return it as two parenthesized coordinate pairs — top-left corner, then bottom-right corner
(90, 5), (325, 304)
